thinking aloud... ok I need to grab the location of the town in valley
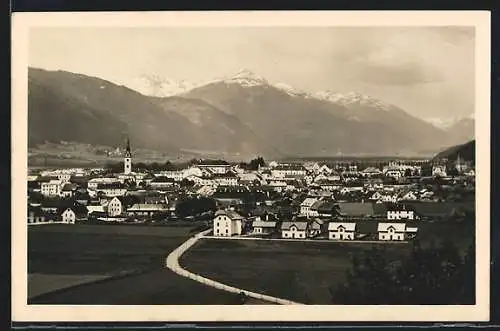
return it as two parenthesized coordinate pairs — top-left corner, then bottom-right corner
(25, 25), (477, 306)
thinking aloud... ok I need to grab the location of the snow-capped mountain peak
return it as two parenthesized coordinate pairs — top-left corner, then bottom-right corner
(221, 68), (268, 87)
(424, 114), (475, 130)
(122, 74), (199, 97)
(315, 90), (394, 111)
(272, 82), (312, 98)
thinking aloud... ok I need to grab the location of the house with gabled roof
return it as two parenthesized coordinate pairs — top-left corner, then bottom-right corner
(213, 209), (246, 236)
(300, 197), (319, 217)
(328, 222), (356, 240)
(251, 219), (277, 235)
(377, 222), (407, 241)
(281, 220), (308, 239)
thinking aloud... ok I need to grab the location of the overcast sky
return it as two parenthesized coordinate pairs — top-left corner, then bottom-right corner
(29, 26), (475, 120)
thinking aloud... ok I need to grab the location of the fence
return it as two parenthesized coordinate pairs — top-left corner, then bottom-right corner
(165, 229), (302, 305)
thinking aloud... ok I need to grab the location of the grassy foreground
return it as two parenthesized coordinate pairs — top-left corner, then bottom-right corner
(28, 224), (256, 304)
(180, 221), (474, 304)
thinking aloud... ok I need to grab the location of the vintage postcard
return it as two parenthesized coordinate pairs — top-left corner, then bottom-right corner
(12, 11), (491, 322)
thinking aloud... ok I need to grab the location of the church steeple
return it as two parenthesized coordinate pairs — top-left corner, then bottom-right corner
(123, 137), (132, 174)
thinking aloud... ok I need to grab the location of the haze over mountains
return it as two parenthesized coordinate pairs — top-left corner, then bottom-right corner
(28, 67), (475, 159)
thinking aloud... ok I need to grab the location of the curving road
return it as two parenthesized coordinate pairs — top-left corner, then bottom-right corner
(165, 229), (303, 305)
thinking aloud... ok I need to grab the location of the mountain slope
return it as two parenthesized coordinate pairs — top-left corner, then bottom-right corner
(149, 96), (280, 157)
(28, 68), (276, 158)
(28, 67), (459, 158)
(184, 71), (451, 156)
(433, 140), (475, 162)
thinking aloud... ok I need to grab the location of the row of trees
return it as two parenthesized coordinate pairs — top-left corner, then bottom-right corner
(329, 239), (475, 304)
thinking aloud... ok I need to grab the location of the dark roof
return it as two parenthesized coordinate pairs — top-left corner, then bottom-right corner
(96, 183), (126, 190)
(338, 202), (376, 216)
(281, 221), (308, 230)
(317, 200), (338, 213)
(151, 176), (175, 183)
(273, 164), (306, 171)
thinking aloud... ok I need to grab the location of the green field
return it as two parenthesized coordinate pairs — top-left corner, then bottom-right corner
(180, 221), (474, 304)
(28, 224), (196, 275)
(28, 224), (258, 304)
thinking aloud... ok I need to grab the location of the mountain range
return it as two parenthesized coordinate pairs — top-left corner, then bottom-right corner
(28, 67), (475, 159)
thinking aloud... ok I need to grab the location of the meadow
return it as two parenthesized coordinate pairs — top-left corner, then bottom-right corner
(180, 220), (474, 304)
(28, 224), (252, 304)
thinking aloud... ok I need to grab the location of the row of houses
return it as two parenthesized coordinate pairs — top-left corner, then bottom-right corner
(27, 193), (178, 225)
(212, 209), (418, 241)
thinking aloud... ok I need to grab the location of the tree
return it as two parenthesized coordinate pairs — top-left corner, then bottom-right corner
(176, 197), (217, 218)
(330, 240), (475, 304)
(404, 168), (412, 177)
(247, 157), (266, 171)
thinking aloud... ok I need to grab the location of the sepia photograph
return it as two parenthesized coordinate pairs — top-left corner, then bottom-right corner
(12, 11), (490, 322)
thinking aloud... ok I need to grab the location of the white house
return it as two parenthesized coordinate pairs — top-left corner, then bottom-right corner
(95, 183), (127, 197)
(387, 205), (416, 220)
(57, 173), (72, 183)
(107, 196), (124, 217)
(41, 180), (63, 197)
(300, 197), (318, 217)
(385, 169), (403, 179)
(270, 164), (307, 178)
(198, 164), (232, 175)
(213, 209), (245, 237)
(88, 177), (121, 190)
(87, 204), (107, 215)
(160, 170), (185, 182)
(378, 222), (407, 241)
(61, 208), (76, 224)
(398, 190), (418, 201)
(183, 166), (204, 178)
(150, 176), (176, 189)
(59, 183), (75, 198)
(432, 165), (447, 177)
(281, 221), (308, 239)
(380, 193), (398, 203)
(252, 220), (277, 235)
(319, 164), (333, 175)
(127, 204), (169, 217)
(328, 222), (356, 240)
(213, 173), (239, 186)
(361, 167), (383, 178)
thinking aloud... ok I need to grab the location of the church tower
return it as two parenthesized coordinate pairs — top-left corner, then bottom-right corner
(124, 138), (132, 174)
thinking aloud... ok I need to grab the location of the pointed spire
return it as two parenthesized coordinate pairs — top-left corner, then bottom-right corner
(124, 137), (132, 158)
